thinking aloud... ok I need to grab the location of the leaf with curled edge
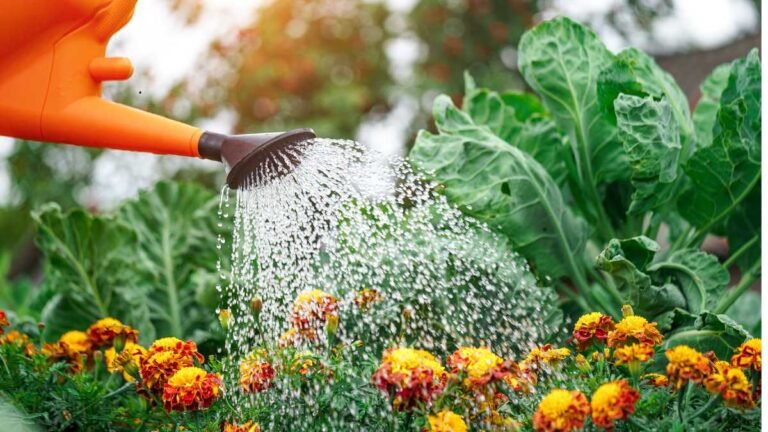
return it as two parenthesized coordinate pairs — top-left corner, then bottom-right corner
(410, 95), (587, 280)
(647, 248), (729, 314)
(518, 16), (628, 185)
(663, 310), (751, 360)
(692, 63), (731, 148)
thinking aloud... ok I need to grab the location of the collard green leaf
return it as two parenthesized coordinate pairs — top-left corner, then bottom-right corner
(597, 48), (693, 153)
(726, 290), (761, 337)
(664, 310), (751, 359)
(410, 95), (587, 280)
(692, 63), (731, 148)
(118, 181), (220, 340)
(518, 17), (628, 185)
(648, 249), (729, 314)
(715, 49), (761, 163)
(614, 94), (682, 214)
(725, 185), (760, 271)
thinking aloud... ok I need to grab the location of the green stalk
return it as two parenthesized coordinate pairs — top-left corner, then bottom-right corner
(714, 260), (761, 314)
(685, 395), (719, 422)
(723, 234), (759, 269)
(687, 174), (761, 247)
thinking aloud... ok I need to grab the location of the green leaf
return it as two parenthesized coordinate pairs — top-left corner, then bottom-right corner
(597, 48), (693, 154)
(726, 290), (761, 337)
(614, 94), (682, 214)
(518, 17), (628, 185)
(692, 63), (731, 148)
(664, 310), (751, 359)
(410, 95), (588, 280)
(118, 181), (220, 340)
(648, 249), (729, 314)
(680, 50), (761, 235)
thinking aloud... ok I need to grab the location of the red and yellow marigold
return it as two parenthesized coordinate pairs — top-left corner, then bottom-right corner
(139, 337), (204, 395)
(590, 380), (640, 429)
(642, 373), (670, 388)
(731, 338), (761, 372)
(354, 288), (382, 310)
(571, 312), (614, 350)
(290, 289), (338, 336)
(105, 342), (146, 381)
(240, 350), (275, 393)
(372, 347), (447, 411)
(504, 365), (537, 393)
(223, 421), (261, 432)
(613, 343), (654, 376)
(665, 345), (713, 389)
(607, 315), (663, 348)
(704, 360), (754, 409)
(446, 347), (517, 388)
(0, 308), (8, 334)
(427, 410), (468, 432)
(42, 330), (93, 370)
(532, 389), (590, 432)
(162, 366), (221, 412)
(0, 330), (36, 356)
(521, 344), (571, 370)
(86, 317), (138, 348)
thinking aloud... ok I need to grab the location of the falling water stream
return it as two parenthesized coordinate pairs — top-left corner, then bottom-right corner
(216, 138), (558, 430)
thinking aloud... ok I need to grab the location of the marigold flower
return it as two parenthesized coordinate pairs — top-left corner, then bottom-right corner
(731, 338), (761, 372)
(665, 345), (713, 389)
(0, 330), (36, 356)
(105, 342), (146, 381)
(427, 410), (467, 432)
(42, 330), (92, 371)
(279, 328), (301, 347)
(590, 380), (640, 429)
(354, 288), (382, 310)
(290, 289), (338, 337)
(642, 373), (669, 388)
(574, 354), (590, 373)
(223, 421), (261, 432)
(522, 344), (571, 370)
(446, 347), (518, 387)
(613, 343), (654, 376)
(0, 308), (8, 334)
(607, 315), (663, 348)
(86, 317), (138, 348)
(372, 347), (447, 411)
(162, 367), (221, 412)
(240, 350), (275, 393)
(139, 337), (204, 395)
(571, 312), (614, 350)
(532, 389), (590, 432)
(504, 366), (537, 393)
(704, 361), (754, 409)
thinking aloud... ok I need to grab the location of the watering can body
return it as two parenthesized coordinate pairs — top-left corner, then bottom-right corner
(0, 0), (316, 187)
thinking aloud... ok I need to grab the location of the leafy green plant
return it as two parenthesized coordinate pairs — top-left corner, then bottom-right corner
(410, 16), (761, 356)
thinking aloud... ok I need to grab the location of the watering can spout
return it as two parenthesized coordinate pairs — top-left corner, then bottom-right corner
(0, 0), (315, 189)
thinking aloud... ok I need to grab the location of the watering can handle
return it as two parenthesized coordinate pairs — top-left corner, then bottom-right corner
(0, 0), (203, 157)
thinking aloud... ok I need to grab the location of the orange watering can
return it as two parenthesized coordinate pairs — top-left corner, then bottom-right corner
(0, 0), (315, 188)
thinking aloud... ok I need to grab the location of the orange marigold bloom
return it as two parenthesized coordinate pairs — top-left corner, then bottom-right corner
(613, 343), (654, 373)
(571, 312), (614, 350)
(607, 315), (663, 348)
(279, 328), (302, 347)
(371, 347), (447, 411)
(642, 373), (669, 388)
(139, 337), (204, 395)
(532, 389), (590, 432)
(590, 380), (640, 429)
(731, 338), (761, 372)
(522, 344), (571, 370)
(665, 345), (713, 389)
(0, 330), (36, 356)
(105, 342), (145, 381)
(290, 289), (338, 337)
(86, 317), (138, 348)
(354, 288), (382, 310)
(704, 361), (755, 409)
(504, 365), (537, 393)
(162, 367), (221, 412)
(427, 410), (468, 432)
(446, 347), (518, 388)
(223, 421), (261, 432)
(0, 308), (8, 334)
(239, 350), (275, 393)
(42, 330), (92, 371)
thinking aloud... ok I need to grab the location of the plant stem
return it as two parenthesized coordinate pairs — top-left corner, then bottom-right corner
(644, 213), (661, 241)
(686, 395), (719, 422)
(714, 260), (761, 314)
(669, 226), (694, 253)
(723, 234), (759, 269)
(688, 174), (761, 247)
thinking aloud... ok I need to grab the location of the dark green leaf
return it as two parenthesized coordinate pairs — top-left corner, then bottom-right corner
(726, 290), (761, 337)
(648, 249), (729, 314)
(692, 63), (731, 148)
(664, 310), (751, 359)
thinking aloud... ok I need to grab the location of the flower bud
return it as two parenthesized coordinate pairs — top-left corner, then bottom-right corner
(325, 314), (339, 337)
(250, 297), (263, 314)
(218, 309), (232, 330)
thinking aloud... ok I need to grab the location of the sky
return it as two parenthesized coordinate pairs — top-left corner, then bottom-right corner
(0, 0), (759, 207)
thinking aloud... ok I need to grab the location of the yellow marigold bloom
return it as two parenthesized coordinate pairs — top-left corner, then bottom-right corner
(532, 389), (590, 432)
(574, 354), (590, 373)
(354, 288), (382, 310)
(571, 312), (614, 350)
(223, 421), (261, 432)
(0, 308), (8, 334)
(613, 343), (654, 375)
(522, 344), (571, 369)
(665, 345), (713, 389)
(279, 328), (301, 347)
(504, 366), (537, 393)
(162, 367), (221, 412)
(704, 361), (754, 409)
(42, 330), (93, 371)
(642, 373), (670, 388)
(0, 330), (36, 356)
(485, 410), (519, 431)
(446, 347), (517, 387)
(731, 338), (761, 372)
(590, 380), (640, 429)
(139, 337), (204, 395)
(105, 342), (145, 381)
(607, 315), (663, 348)
(290, 289), (338, 337)
(427, 410), (467, 432)
(86, 317), (138, 348)
(372, 347), (447, 411)
(239, 350), (275, 393)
